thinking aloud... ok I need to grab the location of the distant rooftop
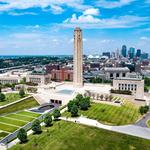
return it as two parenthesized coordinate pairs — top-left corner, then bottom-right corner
(104, 67), (130, 72)
(114, 77), (143, 81)
(31, 70), (47, 75)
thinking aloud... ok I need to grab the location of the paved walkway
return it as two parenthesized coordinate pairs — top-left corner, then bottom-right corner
(60, 116), (150, 140)
(135, 112), (150, 127)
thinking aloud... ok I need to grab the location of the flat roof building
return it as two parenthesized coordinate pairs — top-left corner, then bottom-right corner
(113, 77), (144, 99)
(103, 67), (130, 80)
(26, 71), (51, 85)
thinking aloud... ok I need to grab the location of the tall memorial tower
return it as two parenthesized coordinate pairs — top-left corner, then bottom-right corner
(73, 27), (83, 87)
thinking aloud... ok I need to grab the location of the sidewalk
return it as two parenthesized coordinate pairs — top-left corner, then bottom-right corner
(60, 116), (150, 140)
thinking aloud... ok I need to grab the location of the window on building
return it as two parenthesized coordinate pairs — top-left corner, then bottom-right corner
(116, 73), (119, 77)
(123, 73), (126, 77)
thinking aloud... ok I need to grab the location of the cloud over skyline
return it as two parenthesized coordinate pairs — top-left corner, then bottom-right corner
(0, 0), (150, 55)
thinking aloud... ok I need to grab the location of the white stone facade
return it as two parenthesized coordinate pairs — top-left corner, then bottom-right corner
(104, 67), (130, 80)
(113, 78), (144, 99)
(0, 76), (21, 84)
(26, 74), (51, 85)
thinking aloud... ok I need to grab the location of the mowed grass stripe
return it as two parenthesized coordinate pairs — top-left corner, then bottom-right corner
(5, 114), (34, 122)
(3, 116), (28, 123)
(10, 121), (150, 150)
(14, 114), (36, 119)
(63, 100), (140, 125)
(0, 117), (26, 126)
(0, 131), (8, 139)
(17, 111), (40, 118)
(0, 122), (18, 133)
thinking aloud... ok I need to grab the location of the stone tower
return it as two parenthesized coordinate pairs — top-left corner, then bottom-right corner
(73, 27), (83, 87)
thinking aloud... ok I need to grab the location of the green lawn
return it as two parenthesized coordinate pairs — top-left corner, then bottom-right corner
(0, 122), (18, 133)
(0, 93), (28, 106)
(0, 131), (8, 140)
(17, 111), (40, 118)
(6, 114), (34, 122)
(10, 121), (150, 150)
(0, 97), (39, 115)
(63, 101), (140, 125)
(0, 111), (41, 139)
(147, 119), (150, 128)
(0, 117), (26, 126)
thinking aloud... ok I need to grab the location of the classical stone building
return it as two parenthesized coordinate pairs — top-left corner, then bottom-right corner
(26, 71), (51, 85)
(103, 67), (130, 80)
(73, 27), (83, 87)
(113, 77), (144, 99)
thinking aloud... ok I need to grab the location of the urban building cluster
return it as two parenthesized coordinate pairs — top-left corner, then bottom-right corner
(0, 28), (150, 101)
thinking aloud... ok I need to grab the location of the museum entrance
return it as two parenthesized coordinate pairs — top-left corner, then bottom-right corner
(50, 99), (62, 105)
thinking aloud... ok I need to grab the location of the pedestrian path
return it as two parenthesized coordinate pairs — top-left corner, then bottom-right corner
(135, 112), (150, 127)
(60, 116), (150, 140)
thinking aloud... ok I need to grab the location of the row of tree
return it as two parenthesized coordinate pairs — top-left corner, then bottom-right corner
(67, 94), (91, 117)
(17, 109), (61, 143)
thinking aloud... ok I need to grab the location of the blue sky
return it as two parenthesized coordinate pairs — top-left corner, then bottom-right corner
(0, 0), (150, 55)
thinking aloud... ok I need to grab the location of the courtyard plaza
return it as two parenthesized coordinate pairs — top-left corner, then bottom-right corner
(34, 82), (112, 105)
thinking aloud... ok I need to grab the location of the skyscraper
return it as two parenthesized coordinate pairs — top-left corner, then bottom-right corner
(121, 45), (127, 57)
(136, 49), (141, 57)
(73, 27), (83, 87)
(128, 47), (135, 59)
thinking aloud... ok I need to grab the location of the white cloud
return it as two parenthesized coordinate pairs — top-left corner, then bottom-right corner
(64, 14), (101, 24)
(63, 13), (149, 29)
(8, 11), (37, 16)
(50, 5), (64, 14)
(0, 0), (86, 14)
(96, 0), (136, 8)
(140, 36), (150, 40)
(83, 8), (100, 16)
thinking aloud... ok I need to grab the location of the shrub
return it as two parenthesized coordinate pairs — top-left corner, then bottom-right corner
(32, 119), (42, 134)
(71, 104), (78, 117)
(139, 106), (149, 115)
(67, 100), (76, 112)
(19, 89), (25, 98)
(44, 113), (52, 126)
(17, 128), (27, 143)
(53, 109), (61, 120)
(0, 93), (5, 102)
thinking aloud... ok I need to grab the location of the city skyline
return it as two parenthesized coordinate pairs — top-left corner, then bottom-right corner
(0, 0), (150, 55)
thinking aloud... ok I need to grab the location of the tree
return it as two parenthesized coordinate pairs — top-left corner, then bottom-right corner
(70, 104), (78, 117)
(32, 119), (42, 134)
(74, 94), (83, 106)
(17, 128), (27, 143)
(85, 96), (91, 107)
(44, 113), (52, 126)
(53, 109), (61, 120)
(11, 83), (15, 90)
(67, 100), (75, 112)
(19, 89), (25, 98)
(0, 86), (1, 93)
(139, 106), (149, 115)
(80, 99), (89, 110)
(0, 93), (5, 102)
(105, 95), (109, 101)
(79, 97), (91, 110)
(100, 94), (104, 101)
(109, 95), (113, 101)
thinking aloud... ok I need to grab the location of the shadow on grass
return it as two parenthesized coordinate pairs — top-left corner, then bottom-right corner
(19, 139), (29, 144)
(45, 124), (53, 127)
(32, 131), (42, 135)
(71, 114), (79, 117)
